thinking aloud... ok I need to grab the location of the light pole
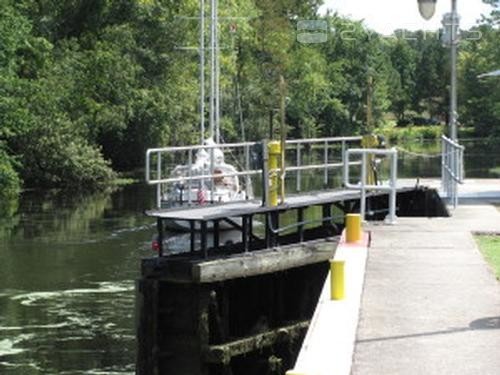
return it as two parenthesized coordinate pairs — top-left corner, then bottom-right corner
(417, 0), (459, 141)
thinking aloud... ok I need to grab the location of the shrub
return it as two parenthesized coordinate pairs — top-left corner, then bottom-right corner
(21, 130), (117, 190)
(0, 148), (21, 215)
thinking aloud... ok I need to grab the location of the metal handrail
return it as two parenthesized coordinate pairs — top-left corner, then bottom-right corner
(441, 135), (465, 208)
(286, 136), (362, 145)
(145, 136), (364, 208)
(344, 148), (398, 224)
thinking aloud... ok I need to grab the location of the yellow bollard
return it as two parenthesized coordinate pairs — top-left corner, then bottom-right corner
(345, 213), (362, 243)
(330, 260), (345, 300)
(268, 141), (281, 207)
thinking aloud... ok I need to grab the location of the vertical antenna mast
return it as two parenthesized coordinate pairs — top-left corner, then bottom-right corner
(214, 0), (221, 144)
(209, 0), (216, 140)
(199, 0), (205, 144)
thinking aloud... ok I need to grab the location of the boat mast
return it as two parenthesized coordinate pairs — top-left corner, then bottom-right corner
(214, 0), (221, 144)
(199, 0), (205, 144)
(209, 0), (216, 141)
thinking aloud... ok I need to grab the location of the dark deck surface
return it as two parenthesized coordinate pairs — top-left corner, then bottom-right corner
(145, 187), (413, 221)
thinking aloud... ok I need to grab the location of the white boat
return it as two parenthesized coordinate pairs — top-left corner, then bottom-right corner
(165, 139), (248, 205)
(162, 140), (251, 231)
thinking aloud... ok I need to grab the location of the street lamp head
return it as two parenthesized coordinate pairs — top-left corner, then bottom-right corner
(417, 0), (438, 20)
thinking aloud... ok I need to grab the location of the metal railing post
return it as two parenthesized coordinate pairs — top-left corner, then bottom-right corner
(296, 143), (301, 192)
(323, 140), (328, 187)
(188, 150), (193, 205)
(342, 140), (347, 187)
(210, 147), (215, 203)
(244, 144), (251, 199)
(387, 149), (398, 224)
(441, 135), (465, 208)
(262, 140), (269, 207)
(454, 148), (459, 208)
(157, 151), (162, 208)
(360, 153), (367, 221)
(441, 139), (446, 197)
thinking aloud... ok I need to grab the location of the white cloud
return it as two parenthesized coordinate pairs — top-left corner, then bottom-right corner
(319, 0), (492, 35)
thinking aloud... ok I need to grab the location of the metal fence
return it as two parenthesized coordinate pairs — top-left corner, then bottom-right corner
(145, 136), (363, 208)
(146, 141), (259, 208)
(344, 148), (398, 224)
(441, 135), (465, 208)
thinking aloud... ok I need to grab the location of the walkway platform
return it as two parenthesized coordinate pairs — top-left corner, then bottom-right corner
(353, 203), (500, 375)
(145, 187), (415, 257)
(289, 202), (500, 375)
(400, 178), (500, 200)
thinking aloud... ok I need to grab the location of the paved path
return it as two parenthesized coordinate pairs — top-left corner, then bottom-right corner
(399, 178), (500, 200)
(353, 204), (500, 375)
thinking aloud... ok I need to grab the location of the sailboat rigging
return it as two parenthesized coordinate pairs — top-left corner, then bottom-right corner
(160, 0), (252, 230)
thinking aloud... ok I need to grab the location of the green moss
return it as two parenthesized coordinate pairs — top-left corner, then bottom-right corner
(475, 235), (500, 280)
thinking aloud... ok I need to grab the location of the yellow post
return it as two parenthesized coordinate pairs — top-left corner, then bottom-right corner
(345, 213), (362, 243)
(268, 141), (281, 207)
(330, 260), (345, 300)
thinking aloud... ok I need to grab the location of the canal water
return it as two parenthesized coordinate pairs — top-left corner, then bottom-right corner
(0, 138), (499, 374)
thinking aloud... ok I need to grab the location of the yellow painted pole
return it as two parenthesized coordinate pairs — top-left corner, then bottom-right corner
(345, 213), (362, 243)
(268, 141), (281, 207)
(330, 260), (345, 300)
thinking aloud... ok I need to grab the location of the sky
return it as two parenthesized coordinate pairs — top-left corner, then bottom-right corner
(319, 0), (493, 35)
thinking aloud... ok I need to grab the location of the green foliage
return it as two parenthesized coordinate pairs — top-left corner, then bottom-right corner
(380, 125), (443, 143)
(20, 126), (117, 189)
(0, 147), (20, 216)
(0, 0), (499, 193)
(459, 22), (500, 137)
(490, 167), (500, 177)
(387, 38), (416, 121)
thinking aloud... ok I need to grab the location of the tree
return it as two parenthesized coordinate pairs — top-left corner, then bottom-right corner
(387, 36), (416, 121)
(411, 31), (448, 119)
(459, 22), (500, 136)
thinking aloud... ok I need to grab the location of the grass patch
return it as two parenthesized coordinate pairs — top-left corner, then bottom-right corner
(475, 235), (500, 280)
(113, 177), (138, 186)
(490, 167), (500, 177)
(377, 125), (443, 143)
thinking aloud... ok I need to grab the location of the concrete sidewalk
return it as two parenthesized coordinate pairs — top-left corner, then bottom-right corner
(352, 204), (500, 375)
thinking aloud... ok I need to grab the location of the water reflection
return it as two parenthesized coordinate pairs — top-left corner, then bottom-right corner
(0, 184), (156, 374)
